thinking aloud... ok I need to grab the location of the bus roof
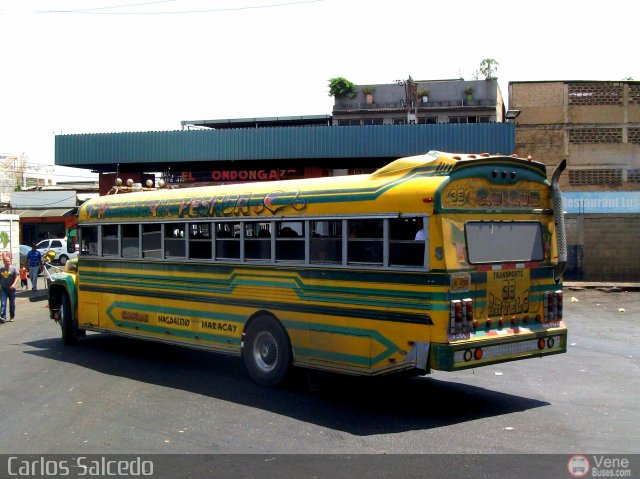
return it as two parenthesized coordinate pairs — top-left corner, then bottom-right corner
(78, 151), (550, 223)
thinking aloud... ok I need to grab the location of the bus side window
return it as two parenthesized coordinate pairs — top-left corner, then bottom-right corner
(245, 222), (271, 261)
(215, 222), (240, 260)
(189, 222), (212, 260)
(310, 220), (342, 264)
(81, 226), (98, 256)
(276, 221), (304, 261)
(142, 224), (162, 258)
(348, 219), (382, 264)
(102, 225), (119, 256)
(165, 223), (186, 258)
(122, 224), (140, 258)
(389, 217), (427, 268)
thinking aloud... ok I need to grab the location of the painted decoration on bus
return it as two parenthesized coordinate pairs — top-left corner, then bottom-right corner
(486, 269), (532, 318)
(84, 189), (308, 221)
(442, 178), (549, 210)
(440, 218), (468, 269)
(107, 303), (241, 338)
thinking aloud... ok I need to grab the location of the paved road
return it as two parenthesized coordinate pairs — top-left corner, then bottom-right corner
(0, 287), (638, 459)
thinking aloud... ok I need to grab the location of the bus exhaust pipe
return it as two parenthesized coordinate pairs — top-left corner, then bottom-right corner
(551, 159), (567, 282)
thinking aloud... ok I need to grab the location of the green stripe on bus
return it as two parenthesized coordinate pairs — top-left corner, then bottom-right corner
(86, 286), (432, 325)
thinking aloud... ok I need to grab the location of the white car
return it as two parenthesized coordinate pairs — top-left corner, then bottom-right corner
(36, 238), (78, 265)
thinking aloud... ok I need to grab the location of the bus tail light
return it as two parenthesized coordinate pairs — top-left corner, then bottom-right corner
(543, 290), (563, 322)
(450, 298), (474, 334)
(465, 299), (473, 321)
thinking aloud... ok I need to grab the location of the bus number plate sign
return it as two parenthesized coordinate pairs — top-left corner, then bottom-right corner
(487, 269), (530, 317)
(451, 273), (470, 292)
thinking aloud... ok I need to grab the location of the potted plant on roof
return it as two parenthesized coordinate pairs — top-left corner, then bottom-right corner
(417, 88), (430, 103)
(464, 86), (474, 102)
(328, 77), (357, 99)
(362, 86), (376, 104)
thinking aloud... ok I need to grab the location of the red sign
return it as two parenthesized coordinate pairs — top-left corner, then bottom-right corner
(168, 169), (303, 184)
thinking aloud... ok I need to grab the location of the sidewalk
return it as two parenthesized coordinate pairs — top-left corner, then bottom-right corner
(564, 281), (640, 292)
(15, 288), (48, 301)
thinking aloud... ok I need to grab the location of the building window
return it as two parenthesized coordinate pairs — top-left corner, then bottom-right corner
(630, 85), (640, 104)
(362, 118), (383, 125)
(628, 169), (640, 183)
(418, 117), (437, 124)
(568, 82), (623, 105)
(628, 128), (640, 144)
(568, 128), (623, 144)
(393, 118), (407, 125)
(568, 169), (623, 186)
(448, 117), (468, 124)
(337, 119), (362, 126)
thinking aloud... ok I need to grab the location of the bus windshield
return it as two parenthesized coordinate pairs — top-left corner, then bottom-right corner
(465, 221), (544, 264)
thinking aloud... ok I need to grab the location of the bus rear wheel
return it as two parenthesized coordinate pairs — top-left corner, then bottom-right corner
(60, 292), (78, 345)
(243, 316), (291, 387)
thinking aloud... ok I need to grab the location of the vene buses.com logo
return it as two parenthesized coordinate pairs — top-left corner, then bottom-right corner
(567, 455), (590, 477)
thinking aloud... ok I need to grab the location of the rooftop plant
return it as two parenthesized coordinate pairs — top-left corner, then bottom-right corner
(328, 77), (357, 98)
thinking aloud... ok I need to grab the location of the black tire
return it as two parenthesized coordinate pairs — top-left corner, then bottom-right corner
(59, 255), (68, 265)
(60, 292), (78, 345)
(242, 316), (291, 387)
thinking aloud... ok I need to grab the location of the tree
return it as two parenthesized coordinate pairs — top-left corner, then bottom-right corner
(328, 77), (356, 98)
(479, 58), (499, 80)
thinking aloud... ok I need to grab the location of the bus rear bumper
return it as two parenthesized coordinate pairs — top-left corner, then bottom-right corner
(429, 328), (568, 371)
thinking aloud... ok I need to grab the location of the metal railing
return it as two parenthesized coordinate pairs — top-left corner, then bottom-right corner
(333, 99), (494, 111)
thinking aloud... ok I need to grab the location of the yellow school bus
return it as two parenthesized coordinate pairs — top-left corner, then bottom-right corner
(48, 151), (568, 386)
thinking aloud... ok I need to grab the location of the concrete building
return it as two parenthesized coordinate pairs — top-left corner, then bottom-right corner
(333, 79), (504, 127)
(509, 80), (640, 281)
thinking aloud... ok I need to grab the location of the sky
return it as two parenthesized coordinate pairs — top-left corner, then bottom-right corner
(1, 0), (637, 181)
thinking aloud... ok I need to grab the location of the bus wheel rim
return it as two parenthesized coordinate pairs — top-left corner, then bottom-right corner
(253, 331), (278, 372)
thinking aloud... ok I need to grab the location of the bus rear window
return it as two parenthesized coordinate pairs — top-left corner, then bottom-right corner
(465, 221), (544, 264)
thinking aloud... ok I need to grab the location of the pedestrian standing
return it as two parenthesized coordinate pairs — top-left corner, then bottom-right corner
(26, 243), (42, 291)
(0, 255), (20, 322)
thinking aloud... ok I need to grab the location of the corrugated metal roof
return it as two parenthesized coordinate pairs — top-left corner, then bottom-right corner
(55, 123), (514, 168)
(1, 208), (75, 218)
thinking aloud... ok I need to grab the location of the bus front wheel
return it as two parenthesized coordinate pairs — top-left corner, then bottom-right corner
(60, 292), (78, 346)
(242, 316), (291, 387)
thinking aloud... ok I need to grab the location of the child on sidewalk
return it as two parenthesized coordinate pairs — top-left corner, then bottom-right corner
(19, 266), (28, 290)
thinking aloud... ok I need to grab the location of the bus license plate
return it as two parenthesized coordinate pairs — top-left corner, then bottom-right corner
(487, 269), (530, 317)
